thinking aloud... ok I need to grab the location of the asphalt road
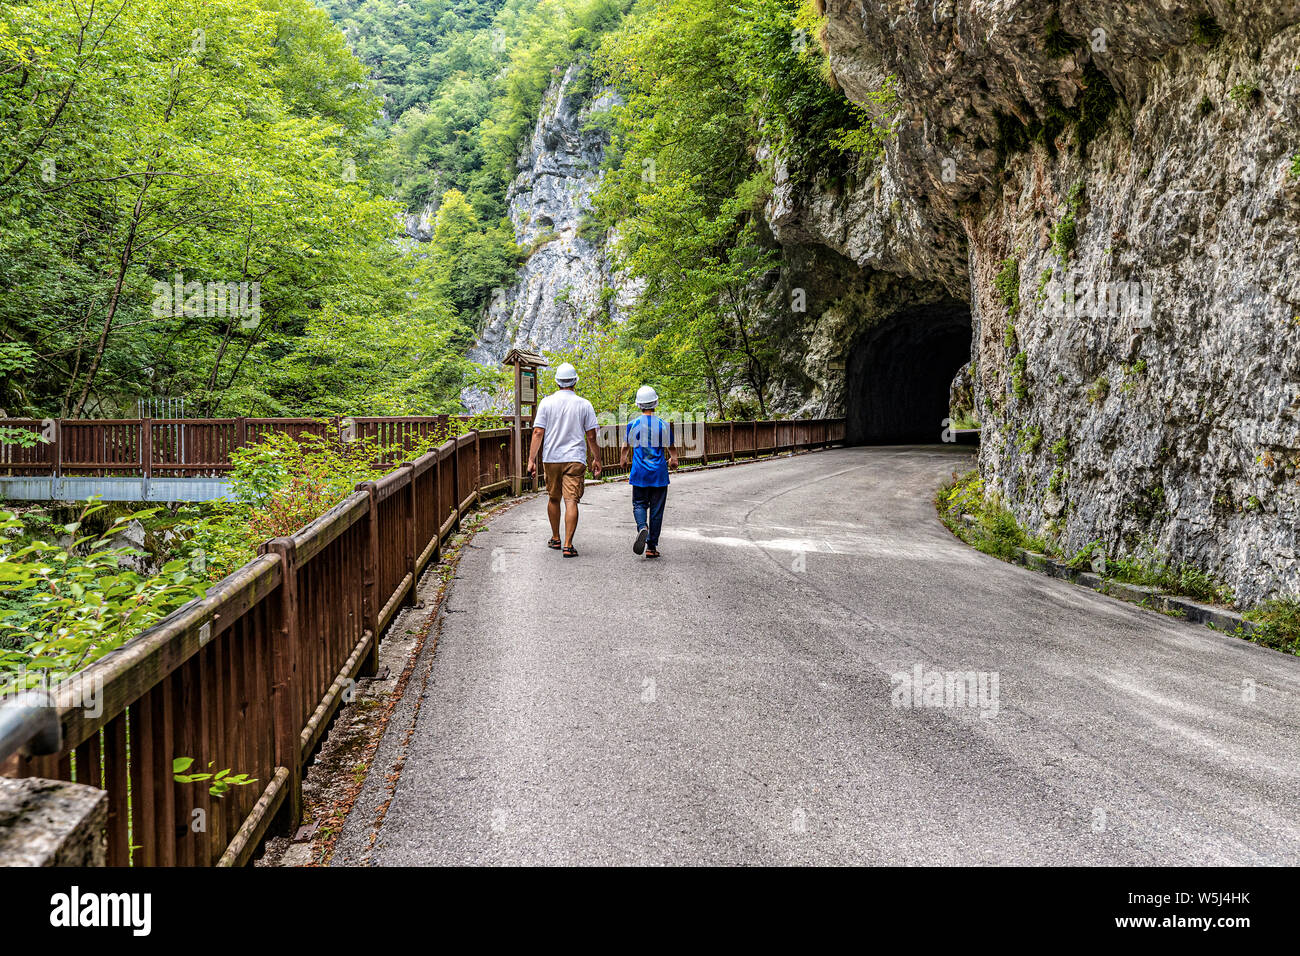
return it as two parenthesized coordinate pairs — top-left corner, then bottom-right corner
(334, 446), (1300, 865)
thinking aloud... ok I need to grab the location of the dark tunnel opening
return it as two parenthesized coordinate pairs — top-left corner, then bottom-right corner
(845, 300), (973, 445)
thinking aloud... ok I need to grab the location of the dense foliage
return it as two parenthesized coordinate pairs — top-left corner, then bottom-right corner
(572, 0), (893, 417)
(0, 0), (511, 418)
(0, 503), (207, 687)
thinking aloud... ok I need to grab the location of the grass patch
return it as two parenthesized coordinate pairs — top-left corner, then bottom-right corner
(936, 471), (1050, 560)
(995, 256), (1021, 312)
(1107, 551), (1234, 605)
(1244, 599), (1300, 655)
(1052, 182), (1086, 260)
(1228, 81), (1260, 109)
(1011, 352), (1029, 400)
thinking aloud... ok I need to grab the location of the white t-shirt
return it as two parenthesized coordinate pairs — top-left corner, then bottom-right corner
(533, 388), (598, 463)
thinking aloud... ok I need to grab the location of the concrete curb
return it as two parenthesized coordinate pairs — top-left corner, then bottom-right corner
(956, 515), (1258, 637)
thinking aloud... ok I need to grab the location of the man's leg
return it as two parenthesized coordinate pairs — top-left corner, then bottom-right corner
(548, 498), (562, 540)
(543, 462), (562, 544)
(564, 497), (580, 547)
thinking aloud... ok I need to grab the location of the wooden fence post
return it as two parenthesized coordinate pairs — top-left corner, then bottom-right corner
(729, 422), (735, 462)
(402, 463), (416, 607)
(433, 451), (443, 563)
(235, 416), (247, 454)
(262, 536), (303, 829)
(452, 437), (461, 530)
(141, 418), (153, 481)
(473, 430), (482, 504)
(357, 480), (380, 677)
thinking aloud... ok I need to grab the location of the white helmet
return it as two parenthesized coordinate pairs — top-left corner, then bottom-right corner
(555, 362), (578, 387)
(635, 384), (659, 409)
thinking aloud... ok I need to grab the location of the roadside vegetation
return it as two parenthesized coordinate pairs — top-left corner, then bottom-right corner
(936, 470), (1298, 656)
(0, 418), (503, 687)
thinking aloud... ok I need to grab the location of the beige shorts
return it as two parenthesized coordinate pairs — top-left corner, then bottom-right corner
(544, 461), (586, 502)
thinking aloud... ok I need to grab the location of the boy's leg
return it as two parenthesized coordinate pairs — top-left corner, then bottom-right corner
(632, 485), (648, 529)
(647, 486), (667, 547)
(632, 485), (649, 553)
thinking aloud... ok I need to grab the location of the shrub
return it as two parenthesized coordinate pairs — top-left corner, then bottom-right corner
(0, 504), (206, 688)
(994, 256), (1020, 312)
(1245, 599), (1300, 655)
(1051, 182), (1086, 260)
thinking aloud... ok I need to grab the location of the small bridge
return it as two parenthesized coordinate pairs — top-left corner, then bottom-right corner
(0, 416), (484, 502)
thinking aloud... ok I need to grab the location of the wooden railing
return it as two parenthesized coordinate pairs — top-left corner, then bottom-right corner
(593, 417), (843, 477)
(0, 415), (489, 477)
(0, 427), (517, 866)
(0, 416), (843, 866)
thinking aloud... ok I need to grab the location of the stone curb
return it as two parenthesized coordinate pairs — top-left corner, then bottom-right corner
(957, 515), (1257, 637)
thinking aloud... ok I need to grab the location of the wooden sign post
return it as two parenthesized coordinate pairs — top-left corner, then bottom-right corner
(503, 348), (547, 495)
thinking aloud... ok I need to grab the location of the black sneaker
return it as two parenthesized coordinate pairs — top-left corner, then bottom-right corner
(633, 526), (649, 555)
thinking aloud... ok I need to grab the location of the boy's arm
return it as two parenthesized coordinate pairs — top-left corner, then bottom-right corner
(668, 421), (678, 469)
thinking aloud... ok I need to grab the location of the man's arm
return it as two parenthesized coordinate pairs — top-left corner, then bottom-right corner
(526, 426), (544, 475)
(585, 428), (603, 478)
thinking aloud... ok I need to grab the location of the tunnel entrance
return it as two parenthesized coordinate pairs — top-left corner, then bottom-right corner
(845, 300), (972, 444)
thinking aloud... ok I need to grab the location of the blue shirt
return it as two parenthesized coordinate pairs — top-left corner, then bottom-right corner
(626, 415), (673, 487)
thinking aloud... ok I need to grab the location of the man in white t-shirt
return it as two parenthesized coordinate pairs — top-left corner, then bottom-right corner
(526, 362), (602, 557)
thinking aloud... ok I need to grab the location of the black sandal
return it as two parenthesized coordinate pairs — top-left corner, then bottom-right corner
(547, 537), (562, 550)
(562, 545), (579, 558)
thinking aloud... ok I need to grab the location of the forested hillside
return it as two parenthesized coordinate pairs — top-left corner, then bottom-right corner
(0, 0), (626, 418)
(0, 0), (879, 419)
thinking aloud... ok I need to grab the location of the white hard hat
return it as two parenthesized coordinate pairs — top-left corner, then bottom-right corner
(635, 385), (659, 409)
(555, 362), (578, 386)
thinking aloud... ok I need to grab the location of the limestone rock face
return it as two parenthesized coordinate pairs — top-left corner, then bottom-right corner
(464, 65), (637, 411)
(775, 1), (1300, 603)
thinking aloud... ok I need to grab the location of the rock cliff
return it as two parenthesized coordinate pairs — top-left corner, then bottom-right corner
(773, 1), (1300, 603)
(464, 64), (634, 410)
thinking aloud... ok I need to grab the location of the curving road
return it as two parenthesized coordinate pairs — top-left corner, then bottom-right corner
(334, 447), (1300, 865)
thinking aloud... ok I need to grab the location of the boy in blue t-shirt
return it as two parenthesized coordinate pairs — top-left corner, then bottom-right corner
(619, 386), (678, 558)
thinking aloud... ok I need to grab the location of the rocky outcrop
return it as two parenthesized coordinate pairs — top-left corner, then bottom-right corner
(773, 2), (1300, 604)
(464, 65), (636, 410)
